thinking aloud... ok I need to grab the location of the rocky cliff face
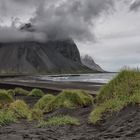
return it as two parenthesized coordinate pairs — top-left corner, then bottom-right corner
(81, 55), (104, 72)
(0, 40), (92, 74)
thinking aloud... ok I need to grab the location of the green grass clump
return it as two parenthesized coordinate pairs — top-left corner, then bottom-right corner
(89, 98), (126, 123)
(0, 90), (13, 107)
(35, 94), (55, 110)
(89, 70), (140, 124)
(14, 88), (29, 96)
(9, 100), (30, 119)
(28, 109), (43, 121)
(38, 115), (80, 127)
(7, 89), (15, 97)
(0, 110), (16, 127)
(96, 70), (140, 103)
(44, 90), (93, 113)
(28, 89), (45, 97)
(129, 90), (140, 104)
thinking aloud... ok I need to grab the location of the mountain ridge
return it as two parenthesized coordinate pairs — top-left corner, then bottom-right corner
(0, 40), (94, 74)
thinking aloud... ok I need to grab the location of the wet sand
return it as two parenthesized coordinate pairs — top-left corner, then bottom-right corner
(0, 76), (103, 96)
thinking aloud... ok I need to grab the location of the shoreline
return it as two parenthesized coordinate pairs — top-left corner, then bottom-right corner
(0, 71), (115, 78)
(0, 76), (104, 96)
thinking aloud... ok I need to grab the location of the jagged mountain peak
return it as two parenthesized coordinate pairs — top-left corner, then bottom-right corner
(81, 54), (104, 72)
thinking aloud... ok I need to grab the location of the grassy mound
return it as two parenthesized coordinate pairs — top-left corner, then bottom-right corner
(0, 90), (13, 107)
(28, 89), (45, 97)
(89, 70), (140, 124)
(7, 89), (15, 97)
(0, 110), (16, 127)
(9, 100), (30, 119)
(44, 90), (93, 113)
(28, 109), (43, 121)
(35, 94), (55, 110)
(14, 88), (29, 96)
(38, 115), (80, 127)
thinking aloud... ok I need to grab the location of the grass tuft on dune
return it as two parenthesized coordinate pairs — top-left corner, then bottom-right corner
(14, 88), (29, 96)
(28, 89), (45, 97)
(89, 70), (140, 124)
(35, 94), (55, 110)
(38, 115), (80, 127)
(44, 90), (93, 113)
(28, 108), (43, 121)
(9, 100), (30, 119)
(7, 89), (15, 97)
(0, 90), (13, 107)
(0, 110), (16, 127)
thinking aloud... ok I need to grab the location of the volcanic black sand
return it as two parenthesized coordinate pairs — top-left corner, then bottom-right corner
(0, 76), (102, 96)
(0, 77), (139, 140)
(0, 94), (139, 140)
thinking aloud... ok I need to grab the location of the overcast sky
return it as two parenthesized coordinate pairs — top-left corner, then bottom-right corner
(0, 0), (140, 71)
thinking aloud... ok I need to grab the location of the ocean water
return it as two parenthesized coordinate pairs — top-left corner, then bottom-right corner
(36, 73), (117, 84)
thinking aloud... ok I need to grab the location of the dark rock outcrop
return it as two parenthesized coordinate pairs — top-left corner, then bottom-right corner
(0, 40), (93, 74)
(81, 55), (104, 72)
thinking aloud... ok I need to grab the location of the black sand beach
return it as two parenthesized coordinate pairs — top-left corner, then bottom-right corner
(0, 76), (102, 96)
(0, 102), (139, 140)
(0, 76), (139, 140)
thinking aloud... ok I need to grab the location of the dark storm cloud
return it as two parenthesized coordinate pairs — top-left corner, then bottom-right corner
(0, 26), (46, 42)
(30, 0), (114, 41)
(0, 0), (114, 42)
(130, 0), (140, 11)
(0, 0), (139, 42)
